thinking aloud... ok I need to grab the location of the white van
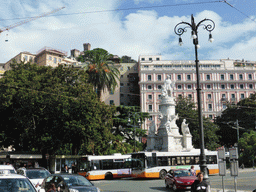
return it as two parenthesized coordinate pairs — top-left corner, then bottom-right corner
(0, 165), (16, 174)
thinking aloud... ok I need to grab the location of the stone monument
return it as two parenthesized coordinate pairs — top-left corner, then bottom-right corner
(146, 75), (194, 152)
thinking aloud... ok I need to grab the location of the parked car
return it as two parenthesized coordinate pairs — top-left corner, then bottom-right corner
(0, 165), (16, 174)
(0, 171), (37, 191)
(39, 173), (101, 192)
(165, 169), (197, 191)
(17, 167), (51, 189)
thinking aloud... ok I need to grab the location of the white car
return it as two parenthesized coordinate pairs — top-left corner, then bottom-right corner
(17, 167), (51, 190)
(0, 164), (16, 174)
(0, 171), (37, 191)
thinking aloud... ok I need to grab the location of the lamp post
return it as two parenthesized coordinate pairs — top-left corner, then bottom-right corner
(174, 14), (215, 181)
(128, 113), (141, 152)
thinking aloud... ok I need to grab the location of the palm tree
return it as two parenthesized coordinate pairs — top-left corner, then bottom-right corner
(79, 48), (120, 99)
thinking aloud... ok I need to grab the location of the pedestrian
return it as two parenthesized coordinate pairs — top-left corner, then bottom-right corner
(191, 172), (209, 192)
(62, 165), (69, 173)
(189, 165), (196, 176)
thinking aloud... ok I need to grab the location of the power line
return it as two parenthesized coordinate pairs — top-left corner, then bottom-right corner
(0, 1), (223, 21)
(223, 0), (256, 23)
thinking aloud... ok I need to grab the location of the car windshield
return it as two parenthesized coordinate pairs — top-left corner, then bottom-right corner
(174, 170), (191, 177)
(0, 178), (36, 192)
(26, 170), (50, 179)
(62, 175), (93, 187)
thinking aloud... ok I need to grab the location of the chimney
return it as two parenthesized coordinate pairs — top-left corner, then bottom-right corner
(83, 43), (91, 51)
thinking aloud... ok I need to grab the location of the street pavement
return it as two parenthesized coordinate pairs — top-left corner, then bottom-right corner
(211, 168), (255, 192)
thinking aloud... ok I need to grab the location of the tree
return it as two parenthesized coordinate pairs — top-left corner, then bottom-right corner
(238, 131), (256, 167)
(215, 93), (256, 147)
(77, 48), (120, 99)
(112, 105), (150, 153)
(175, 97), (220, 150)
(0, 62), (114, 155)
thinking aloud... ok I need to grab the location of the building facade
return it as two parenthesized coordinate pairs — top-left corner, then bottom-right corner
(120, 62), (140, 106)
(139, 55), (256, 132)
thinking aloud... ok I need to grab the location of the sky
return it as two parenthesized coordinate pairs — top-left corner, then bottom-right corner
(0, 0), (256, 63)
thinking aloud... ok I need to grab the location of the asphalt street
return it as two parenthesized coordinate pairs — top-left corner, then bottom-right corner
(92, 168), (256, 192)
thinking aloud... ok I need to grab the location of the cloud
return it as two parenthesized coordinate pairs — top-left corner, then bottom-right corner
(1, 0), (256, 63)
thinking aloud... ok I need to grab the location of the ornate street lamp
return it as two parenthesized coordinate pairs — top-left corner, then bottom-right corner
(128, 113), (141, 152)
(174, 14), (215, 182)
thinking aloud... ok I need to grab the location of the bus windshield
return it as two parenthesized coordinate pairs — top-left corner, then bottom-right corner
(79, 157), (90, 172)
(131, 154), (145, 169)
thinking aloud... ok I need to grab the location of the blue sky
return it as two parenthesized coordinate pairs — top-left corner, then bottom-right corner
(0, 0), (256, 63)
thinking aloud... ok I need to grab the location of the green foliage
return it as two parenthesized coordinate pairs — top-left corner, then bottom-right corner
(0, 62), (114, 155)
(215, 93), (256, 147)
(77, 48), (120, 99)
(112, 105), (150, 153)
(238, 131), (256, 167)
(176, 97), (220, 150)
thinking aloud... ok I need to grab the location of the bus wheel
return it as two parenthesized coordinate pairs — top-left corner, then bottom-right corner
(159, 169), (167, 179)
(105, 172), (113, 180)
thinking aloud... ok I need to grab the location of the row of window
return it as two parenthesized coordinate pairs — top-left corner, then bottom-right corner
(147, 74), (253, 81)
(146, 93), (250, 112)
(147, 93), (242, 100)
(120, 66), (137, 71)
(143, 65), (222, 68)
(23, 55), (34, 62)
(48, 56), (61, 64)
(141, 57), (160, 61)
(143, 83), (254, 90)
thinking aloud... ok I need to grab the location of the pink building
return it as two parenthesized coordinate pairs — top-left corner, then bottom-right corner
(139, 55), (256, 132)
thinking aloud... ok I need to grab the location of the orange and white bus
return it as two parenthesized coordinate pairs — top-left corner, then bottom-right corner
(78, 153), (132, 180)
(131, 149), (219, 179)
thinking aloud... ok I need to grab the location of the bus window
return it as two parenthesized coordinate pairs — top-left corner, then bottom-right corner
(168, 158), (171, 166)
(91, 160), (101, 170)
(206, 155), (217, 164)
(181, 157), (185, 165)
(171, 157), (177, 166)
(195, 156), (200, 164)
(185, 156), (191, 165)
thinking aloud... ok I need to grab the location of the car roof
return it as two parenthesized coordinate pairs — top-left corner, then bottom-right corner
(51, 173), (82, 176)
(18, 167), (48, 170)
(0, 173), (27, 179)
(0, 165), (15, 170)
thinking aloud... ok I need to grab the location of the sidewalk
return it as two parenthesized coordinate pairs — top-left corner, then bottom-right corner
(211, 189), (252, 192)
(211, 168), (255, 192)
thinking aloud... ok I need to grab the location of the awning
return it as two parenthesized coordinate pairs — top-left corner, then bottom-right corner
(10, 154), (42, 159)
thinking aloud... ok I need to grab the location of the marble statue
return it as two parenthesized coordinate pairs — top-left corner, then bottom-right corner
(181, 119), (191, 135)
(163, 75), (175, 97)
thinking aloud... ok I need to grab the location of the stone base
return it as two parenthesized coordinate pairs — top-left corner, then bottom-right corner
(183, 134), (193, 150)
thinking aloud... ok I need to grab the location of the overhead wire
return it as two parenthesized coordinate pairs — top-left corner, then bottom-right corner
(0, 0), (223, 21)
(223, 0), (256, 23)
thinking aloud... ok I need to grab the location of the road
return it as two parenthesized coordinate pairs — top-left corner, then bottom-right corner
(91, 168), (256, 192)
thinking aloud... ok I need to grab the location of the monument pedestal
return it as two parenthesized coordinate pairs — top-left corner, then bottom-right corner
(183, 134), (193, 150)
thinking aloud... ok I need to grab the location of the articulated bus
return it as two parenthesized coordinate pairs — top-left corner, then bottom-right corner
(131, 149), (219, 179)
(78, 153), (132, 180)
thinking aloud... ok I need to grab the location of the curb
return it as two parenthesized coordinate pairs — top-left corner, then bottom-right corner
(212, 189), (252, 192)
